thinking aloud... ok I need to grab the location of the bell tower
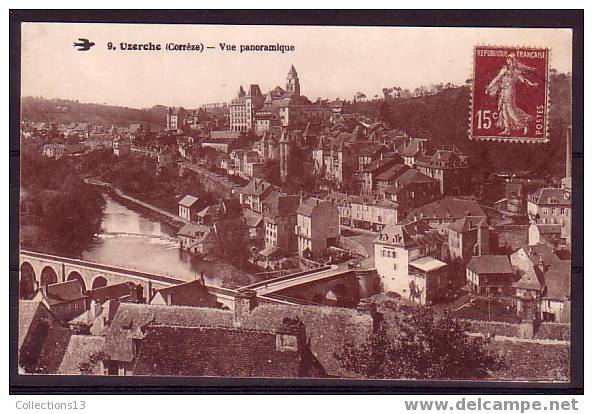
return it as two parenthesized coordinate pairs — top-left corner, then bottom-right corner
(286, 65), (300, 97)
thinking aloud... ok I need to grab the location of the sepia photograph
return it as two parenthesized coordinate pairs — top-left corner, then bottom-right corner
(10, 11), (582, 392)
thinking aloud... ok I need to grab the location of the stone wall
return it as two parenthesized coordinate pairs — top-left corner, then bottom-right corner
(535, 322), (571, 341)
(464, 319), (571, 341)
(493, 224), (530, 253)
(463, 319), (522, 338)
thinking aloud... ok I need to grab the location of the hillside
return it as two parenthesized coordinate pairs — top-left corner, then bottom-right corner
(352, 72), (572, 177)
(20, 97), (168, 128)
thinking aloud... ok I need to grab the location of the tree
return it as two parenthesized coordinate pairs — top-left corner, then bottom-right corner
(78, 351), (110, 375)
(20, 149), (106, 255)
(335, 306), (502, 379)
(378, 100), (391, 126)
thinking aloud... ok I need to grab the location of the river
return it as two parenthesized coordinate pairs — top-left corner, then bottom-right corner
(80, 195), (262, 288)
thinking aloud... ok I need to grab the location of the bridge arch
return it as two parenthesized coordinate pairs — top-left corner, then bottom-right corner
(67, 271), (87, 292)
(332, 282), (358, 307)
(91, 275), (108, 290)
(40, 266), (58, 286)
(19, 262), (37, 299)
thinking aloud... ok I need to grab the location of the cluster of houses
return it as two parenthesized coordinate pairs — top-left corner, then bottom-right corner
(22, 121), (154, 159)
(19, 66), (573, 378)
(176, 178), (341, 266)
(19, 274), (388, 377)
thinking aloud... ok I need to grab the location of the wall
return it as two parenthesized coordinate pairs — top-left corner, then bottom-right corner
(374, 242), (411, 298)
(493, 225), (529, 253)
(534, 322), (571, 341)
(464, 318), (571, 341)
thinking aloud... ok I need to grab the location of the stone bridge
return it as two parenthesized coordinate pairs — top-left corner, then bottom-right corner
(243, 265), (380, 307)
(19, 250), (191, 302)
(19, 250), (379, 309)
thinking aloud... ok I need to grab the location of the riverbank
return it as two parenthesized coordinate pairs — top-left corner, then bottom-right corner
(85, 178), (188, 230)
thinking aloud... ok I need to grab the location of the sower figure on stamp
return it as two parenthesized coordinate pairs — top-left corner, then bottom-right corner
(485, 52), (538, 136)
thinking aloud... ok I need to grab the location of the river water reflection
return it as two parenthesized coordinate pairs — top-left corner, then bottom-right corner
(80, 195), (260, 288)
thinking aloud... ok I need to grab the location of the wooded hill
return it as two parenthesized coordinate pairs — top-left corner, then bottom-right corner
(21, 97), (168, 128)
(351, 72), (572, 178)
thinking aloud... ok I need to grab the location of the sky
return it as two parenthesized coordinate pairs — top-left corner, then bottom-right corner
(21, 23), (573, 109)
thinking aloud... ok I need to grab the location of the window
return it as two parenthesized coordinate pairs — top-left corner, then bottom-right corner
(393, 263), (397, 271)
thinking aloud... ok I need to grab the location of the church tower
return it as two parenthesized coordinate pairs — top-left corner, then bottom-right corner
(286, 65), (300, 97)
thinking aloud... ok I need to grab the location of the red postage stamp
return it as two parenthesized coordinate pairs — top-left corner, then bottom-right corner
(470, 46), (550, 143)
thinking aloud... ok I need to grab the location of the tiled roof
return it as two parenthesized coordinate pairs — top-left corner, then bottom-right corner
(196, 204), (222, 218)
(357, 143), (385, 157)
(88, 282), (137, 303)
(178, 195), (199, 208)
(530, 188), (571, 206)
(512, 269), (543, 291)
(516, 244), (561, 267)
(57, 335), (106, 375)
(409, 256), (447, 273)
(178, 223), (210, 238)
(46, 280), (86, 302)
(404, 198), (486, 222)
(263, 192), (300, 220)
(243, 209), (263, 228)
(362, 158), (398, 173)
(534, 224), (563, 235)
(448, 216), (488, 234)
(19, 300), (72, 374)
(376, 164), (409, 181)
(103, 303), (235, 362)
(240, 304), (372, 378)
(374, 224), (416, 247)
(151, 280), (219, 308)
(373, 199), (399, 209)
(19, 300), (42, 348)
(374, 220), (441, 248)
(395, 169), (436, 186)
(297, 197), (331, 216)
(206, 131), (241, 142)
(543, 261), (571, 301)
(398, 138), (426, 157)
(102, 300), (374, 378)
(467, 255), (514, 275)
(132, 324), (312, 378)
(241, 178), (273, 197)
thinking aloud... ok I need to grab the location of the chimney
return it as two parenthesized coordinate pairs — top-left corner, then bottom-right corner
(477, 221), (490, 256)
(90, 299), (102, 319)
(538, 254), (550, 274)
(275, 316), (306, 353)
(234, 288), (258, 326)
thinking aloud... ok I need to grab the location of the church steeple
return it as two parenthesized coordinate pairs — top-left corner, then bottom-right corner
(286, 65), (300, 97)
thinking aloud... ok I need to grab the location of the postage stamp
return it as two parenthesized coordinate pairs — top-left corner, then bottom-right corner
(470, 46), (550, 143)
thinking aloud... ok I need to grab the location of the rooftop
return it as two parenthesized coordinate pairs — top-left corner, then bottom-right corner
(529, 187), (571, 206)
(409, 256), (447, 273)
(404, 197), (486, 222)
(178, 195), (199, 208)
(467, 255), (514, 275)
(132, 324), (314, 378)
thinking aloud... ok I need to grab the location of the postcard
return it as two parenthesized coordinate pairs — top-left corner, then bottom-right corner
(15, 19), (576, 385)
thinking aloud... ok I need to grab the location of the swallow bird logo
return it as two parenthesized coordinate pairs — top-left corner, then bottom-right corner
(73, 38), (95, 51)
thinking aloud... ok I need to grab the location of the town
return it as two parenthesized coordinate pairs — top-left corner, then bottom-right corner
(19, 65), (571, 380)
